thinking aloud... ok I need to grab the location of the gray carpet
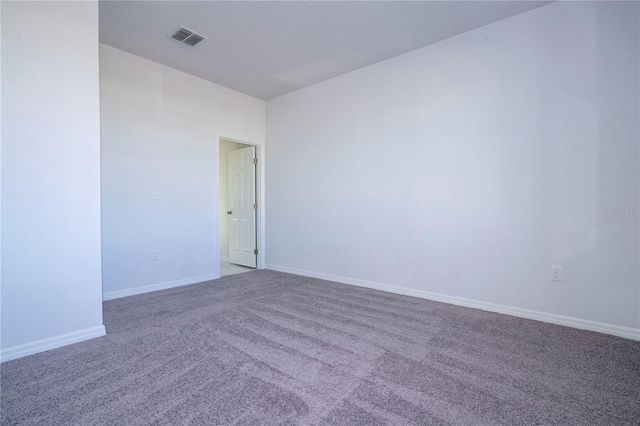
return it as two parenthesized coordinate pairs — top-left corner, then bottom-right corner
(1, 270), (639, 425)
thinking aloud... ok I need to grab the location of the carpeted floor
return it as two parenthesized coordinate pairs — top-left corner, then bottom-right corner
(1, 270), (639, 425)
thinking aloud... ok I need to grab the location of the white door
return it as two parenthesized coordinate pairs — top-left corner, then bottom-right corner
(228, 146), (257, 268)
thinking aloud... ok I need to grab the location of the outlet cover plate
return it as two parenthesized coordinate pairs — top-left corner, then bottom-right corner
(550, 266), (562, 282)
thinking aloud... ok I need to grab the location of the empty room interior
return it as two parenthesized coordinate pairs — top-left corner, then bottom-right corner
(1, 1), (639, 424)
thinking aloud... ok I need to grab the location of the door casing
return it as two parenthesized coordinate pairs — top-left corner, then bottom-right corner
(216, 135), (264, 275)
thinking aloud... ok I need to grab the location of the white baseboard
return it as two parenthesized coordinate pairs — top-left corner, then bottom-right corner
(0, 325), (106, 363)
(266, 264), (640, 342)
(103, 273), (219, 301)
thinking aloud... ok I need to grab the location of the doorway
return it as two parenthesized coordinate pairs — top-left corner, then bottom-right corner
(219, 138), (258, 276)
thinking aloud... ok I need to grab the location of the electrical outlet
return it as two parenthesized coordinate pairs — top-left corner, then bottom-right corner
(151, 249), (159, 261)
(550, 266), (562, 282)
(152, 192), (162, 203)
(300, 242), (306, 252)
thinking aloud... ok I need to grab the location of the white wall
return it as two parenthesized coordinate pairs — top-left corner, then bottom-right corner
(0, 0), (3, 352)
(100, 45), (265, 300)
(219, 139), (247, 261)
(1, 1), (105, 361)
(266, 2), (640, 338)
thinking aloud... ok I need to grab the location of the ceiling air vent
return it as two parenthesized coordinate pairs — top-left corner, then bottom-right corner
(168, 26), (207, 47)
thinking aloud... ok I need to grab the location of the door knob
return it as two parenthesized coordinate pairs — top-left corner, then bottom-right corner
(227, 211), (232, 215)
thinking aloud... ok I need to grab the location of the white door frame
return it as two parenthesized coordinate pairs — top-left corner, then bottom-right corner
(216, 134), (265, 274)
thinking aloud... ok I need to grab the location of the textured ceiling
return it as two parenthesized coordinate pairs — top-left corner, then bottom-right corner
(99, 1), (552, 100)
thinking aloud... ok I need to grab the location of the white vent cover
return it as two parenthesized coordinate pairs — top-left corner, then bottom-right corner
(168, 26), (207, 47)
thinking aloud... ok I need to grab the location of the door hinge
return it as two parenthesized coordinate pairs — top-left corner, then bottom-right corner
(253, 158), (257, 164)
(254, 249), (258, 255)
(253, 203), (257, 210)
